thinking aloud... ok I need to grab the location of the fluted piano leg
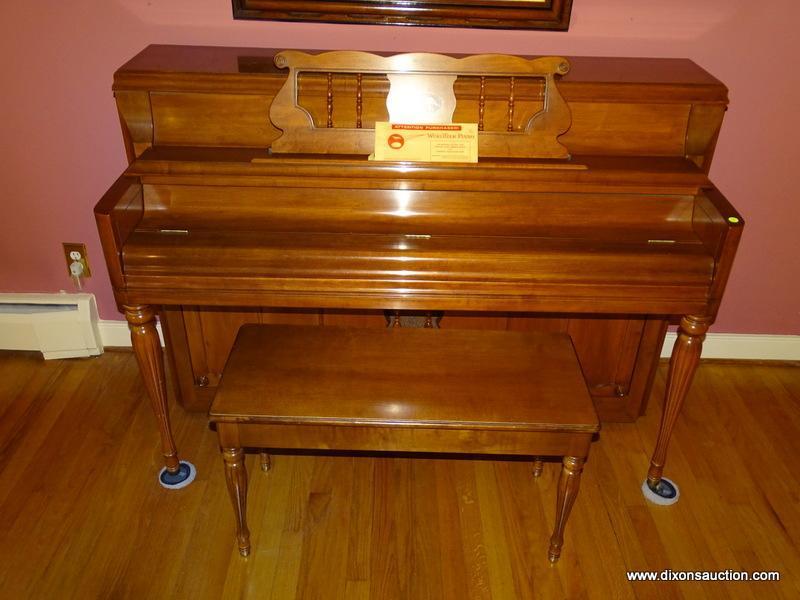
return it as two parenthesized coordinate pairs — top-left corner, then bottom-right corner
(125, 304), (192, 488)
(646, 315), (710, 496)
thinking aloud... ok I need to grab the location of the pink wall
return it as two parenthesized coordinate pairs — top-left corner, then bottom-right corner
(1, 1), (798, 334)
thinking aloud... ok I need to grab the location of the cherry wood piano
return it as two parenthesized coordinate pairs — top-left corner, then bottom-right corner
(95, 45), (742, 496)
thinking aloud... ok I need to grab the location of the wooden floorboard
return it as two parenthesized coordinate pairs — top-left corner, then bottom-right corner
(0, 351), (798, 599)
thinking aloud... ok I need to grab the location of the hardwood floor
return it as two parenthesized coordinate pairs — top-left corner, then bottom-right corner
(0, 350), (798, 599)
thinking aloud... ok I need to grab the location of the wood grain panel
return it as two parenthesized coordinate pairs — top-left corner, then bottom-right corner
(439, 312), (510, 331)
(292, 96), (692, 157)
(321, 310), (385, 328)
(261, 307), (321, 325)
(507, 314), (570, 333)
(685, 104), (726, 171)
(140, 184), (695, 236)
(115, 91), (153, 159)
(150, 92), (278, 147)
(194, 307), (262, 386)
(145, 93), (693, 158)
(567, 317), (645, 398)
(563, 102), (691, 156)
(212, 326), (598, 433)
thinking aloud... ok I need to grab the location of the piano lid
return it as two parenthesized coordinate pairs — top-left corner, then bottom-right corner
(115, 45), (727, 102)
(112, 46), (729, 170)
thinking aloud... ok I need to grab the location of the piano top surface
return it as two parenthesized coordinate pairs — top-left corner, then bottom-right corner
(116, 44), (726, 90)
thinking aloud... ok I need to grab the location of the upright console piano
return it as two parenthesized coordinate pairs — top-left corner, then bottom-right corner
(95, 45), (742, 496)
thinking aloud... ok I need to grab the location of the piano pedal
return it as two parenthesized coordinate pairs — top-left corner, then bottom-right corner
(641, 477), (680, 506)
(383, 310), (443, 328)
(158, 461), (197, 490)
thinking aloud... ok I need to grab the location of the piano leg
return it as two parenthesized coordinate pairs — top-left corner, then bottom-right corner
(125, 304), (195, 489)
(645, 315), (710, 501)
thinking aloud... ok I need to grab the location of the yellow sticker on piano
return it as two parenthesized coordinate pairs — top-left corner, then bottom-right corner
(373, 122), (478, 163)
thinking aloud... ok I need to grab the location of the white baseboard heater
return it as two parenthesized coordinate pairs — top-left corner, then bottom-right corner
(0, 293), (103, 359)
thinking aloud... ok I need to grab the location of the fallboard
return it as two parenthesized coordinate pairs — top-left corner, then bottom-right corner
(139, 184), (697, 239)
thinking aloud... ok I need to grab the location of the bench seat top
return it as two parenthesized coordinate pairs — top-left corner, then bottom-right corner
(210, 325), (599, 434)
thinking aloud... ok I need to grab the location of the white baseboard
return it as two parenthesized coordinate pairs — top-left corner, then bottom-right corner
(97, 320), (799, 361)
(99, 319), (164, 347)
(660, 332), (800, 361)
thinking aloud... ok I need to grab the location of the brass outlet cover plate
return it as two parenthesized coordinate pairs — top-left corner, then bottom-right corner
(62, 242), (91, 277)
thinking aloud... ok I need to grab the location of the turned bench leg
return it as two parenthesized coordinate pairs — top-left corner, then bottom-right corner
(222, 448), (251, 557)
(532, 458), (544, 478)
(548, 456), (584, 564)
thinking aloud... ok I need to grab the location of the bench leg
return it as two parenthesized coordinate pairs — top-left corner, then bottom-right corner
(548, 456), (584, 564)
(260, 452), (272, 472)
(222, 448), (251, 557)
(532, 458), (544, 478)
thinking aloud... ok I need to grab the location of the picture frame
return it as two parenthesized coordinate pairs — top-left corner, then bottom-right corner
(232, 0), (573, 30)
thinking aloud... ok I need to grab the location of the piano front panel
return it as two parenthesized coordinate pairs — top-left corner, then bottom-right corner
(120, 228), (714, 314)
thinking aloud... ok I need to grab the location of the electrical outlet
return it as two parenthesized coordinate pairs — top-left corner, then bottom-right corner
(62, 242), (91, 277)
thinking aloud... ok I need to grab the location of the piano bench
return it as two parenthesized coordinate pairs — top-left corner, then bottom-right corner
(209, 324), (600, 563)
